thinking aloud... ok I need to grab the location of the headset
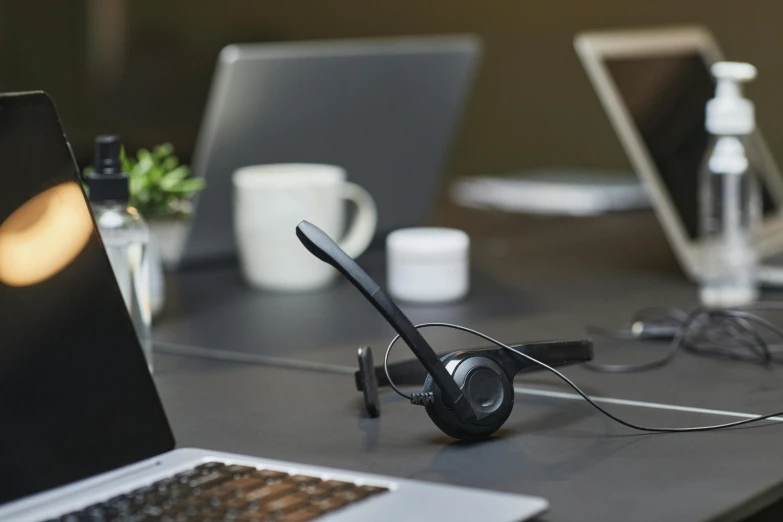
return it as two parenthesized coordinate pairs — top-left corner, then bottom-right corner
(296, 220), (783, 442)
(354, 340), (591, 420)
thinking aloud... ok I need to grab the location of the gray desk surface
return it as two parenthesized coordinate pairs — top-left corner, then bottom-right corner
(155, 211), (699, 367)
(153, 209), (783, 522)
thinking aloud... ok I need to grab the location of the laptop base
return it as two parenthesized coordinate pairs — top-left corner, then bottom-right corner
(4, 448), (548, 522)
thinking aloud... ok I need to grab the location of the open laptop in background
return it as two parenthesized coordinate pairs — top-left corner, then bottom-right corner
(166, 35), (481, 268)
(575, 26), (783, 285)
(0, 93), (545, 522)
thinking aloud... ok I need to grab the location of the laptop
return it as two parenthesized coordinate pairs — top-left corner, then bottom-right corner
(575, 26), (783, 285)
(0, 93), (545, 521)
(170, 35), (482, 267)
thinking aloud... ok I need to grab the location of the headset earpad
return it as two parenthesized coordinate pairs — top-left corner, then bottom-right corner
(423, 354), (514, 441)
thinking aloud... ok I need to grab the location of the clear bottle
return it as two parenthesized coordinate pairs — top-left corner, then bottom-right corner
(87, 136), (153, 372)
(699, 62), (761, 308)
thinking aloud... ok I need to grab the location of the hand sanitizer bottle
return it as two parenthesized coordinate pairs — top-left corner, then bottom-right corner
(87, 135), (153, 372)
(699, 62), (761, 308)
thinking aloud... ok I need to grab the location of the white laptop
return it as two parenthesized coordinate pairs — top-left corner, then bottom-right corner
(170, 35), (481, 268)
(575, 26), (783, 285)
(0, 93), (546, 522)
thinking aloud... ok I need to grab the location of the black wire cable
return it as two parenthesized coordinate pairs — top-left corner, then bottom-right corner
(585, 303), (783, 372)
(582, 308), (688, 373)
(699, 317), (770, 363)
(383, 322), (783, 433)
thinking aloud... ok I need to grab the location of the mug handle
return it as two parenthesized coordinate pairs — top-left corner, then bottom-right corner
(338, 182), (378, 258)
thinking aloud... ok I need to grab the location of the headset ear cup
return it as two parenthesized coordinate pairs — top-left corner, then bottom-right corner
(422, 355), (514, 441)
(422, 375), (482, 440)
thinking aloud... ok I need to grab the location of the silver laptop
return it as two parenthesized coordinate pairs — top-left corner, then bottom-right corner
(0, 93), (546, 521)
(174, 35), (481, 267)
(575, 26), (783, 285)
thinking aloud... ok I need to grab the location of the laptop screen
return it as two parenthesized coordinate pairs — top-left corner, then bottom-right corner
(605, 53), (777, 240)
(0, 93), (174, 506)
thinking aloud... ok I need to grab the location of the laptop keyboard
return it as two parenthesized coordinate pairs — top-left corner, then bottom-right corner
(50, 461), (389, 522)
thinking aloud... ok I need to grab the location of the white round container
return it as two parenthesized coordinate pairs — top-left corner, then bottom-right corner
(386, 228), (470, 303)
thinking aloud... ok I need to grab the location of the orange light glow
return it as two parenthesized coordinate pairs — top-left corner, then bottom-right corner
(0, 182), (93, 287)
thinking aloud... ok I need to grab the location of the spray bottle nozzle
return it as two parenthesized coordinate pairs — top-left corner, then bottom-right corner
(712, 62), (757, 100)
(712, 62), (757, 82)
(87, 134), (129, 203)
(94, 134), (123, 175)
(707, 61), (757, 135)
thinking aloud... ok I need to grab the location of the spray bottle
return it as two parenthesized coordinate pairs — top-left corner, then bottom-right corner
(699, 62), (761, 307)
(87, 135), (153, 372)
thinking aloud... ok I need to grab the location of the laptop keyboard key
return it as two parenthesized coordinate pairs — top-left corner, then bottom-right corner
(298, 485), (330, 499)
(255, 470), (288, 483)
(288, 475), (320, 487)
(173, 468), (202, 483)
(225, 464), (256, 478)
(207, 477), (264, 499)
(195, 462), (226, 473)
(188, 470), (230, 490)
(335, 488), (368, 502)
(320, 480), (353, 491)
(242, 482), (297, 504)
(94, 505), (118, 521)
(265, 492), (309, 513)
(83, 506), (108, 521)
(142, 505), (165, 517)
(312, 496), (349, 512)
(358, 484), (387, 496)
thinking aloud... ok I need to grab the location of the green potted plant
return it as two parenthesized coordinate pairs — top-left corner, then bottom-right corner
(125, 143), (204, 219)
(123, 142), (204, 261)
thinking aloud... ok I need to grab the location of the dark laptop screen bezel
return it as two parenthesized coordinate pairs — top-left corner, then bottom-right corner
(0, 92), (175, 506)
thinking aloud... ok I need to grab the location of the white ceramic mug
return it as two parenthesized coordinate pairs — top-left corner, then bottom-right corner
(233, 164), (377, 291)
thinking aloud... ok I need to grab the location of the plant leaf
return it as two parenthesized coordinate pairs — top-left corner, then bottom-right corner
(149, 166), (165, 183)
(162, 155), (179, 171)
(152, 143), (174, 161)
(159, 166), (190, 190)
(129, 175), (146, 196)
(120, 146), (136, 172)
(136, 149), (154, 172)
(167, 177), (205, 194)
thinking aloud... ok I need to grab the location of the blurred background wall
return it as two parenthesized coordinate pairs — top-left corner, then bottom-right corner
(0, 0), (776, 180)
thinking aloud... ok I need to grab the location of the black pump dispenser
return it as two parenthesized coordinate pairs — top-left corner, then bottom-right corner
(86, 135), (129, 203)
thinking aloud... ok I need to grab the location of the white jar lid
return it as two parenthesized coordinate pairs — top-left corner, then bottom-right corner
(386, 228), (470, 303)
(387, 227), (469, 263)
